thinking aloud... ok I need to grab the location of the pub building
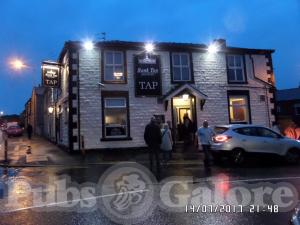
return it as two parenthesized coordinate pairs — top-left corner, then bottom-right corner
(44, 39), (276, 152)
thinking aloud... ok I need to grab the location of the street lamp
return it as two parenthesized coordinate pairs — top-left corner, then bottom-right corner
(0, 111), (3, 116)
(9, 59), (27, 70)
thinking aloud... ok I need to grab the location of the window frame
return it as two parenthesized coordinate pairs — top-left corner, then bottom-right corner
(226, 54), (247, 84)
(227, 90), (252, 124)
(101, 49), (127, 84)
(101, 91), (131, 141)
(170, 52), (194, 84)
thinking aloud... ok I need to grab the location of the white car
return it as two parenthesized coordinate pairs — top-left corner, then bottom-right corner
(210, 124), (300, 164)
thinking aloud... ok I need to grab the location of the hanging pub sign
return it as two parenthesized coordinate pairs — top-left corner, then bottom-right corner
(134, 53), (162, 96)
(42, 61), (60, 88)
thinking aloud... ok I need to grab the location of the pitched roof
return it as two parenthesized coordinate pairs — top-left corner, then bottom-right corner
(161, 83), (207, 101)
(276, 88), (300, 101)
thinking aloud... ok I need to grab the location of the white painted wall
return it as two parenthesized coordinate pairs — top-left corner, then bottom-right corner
(73, 47), (275, 150)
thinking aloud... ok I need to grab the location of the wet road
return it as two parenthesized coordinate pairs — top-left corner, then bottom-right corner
(0, 157), (300, 225)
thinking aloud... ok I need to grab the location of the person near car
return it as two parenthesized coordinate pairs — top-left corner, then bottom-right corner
(197, 120), (215, 167)
(160, 123), (173, 164)
(27, 124), (33, 140)
(144, 117), (162, 174)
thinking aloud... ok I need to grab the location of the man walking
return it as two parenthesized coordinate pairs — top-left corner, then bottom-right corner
(197, 120), (215, 167)
(27, 124), (33, 140)
(144, 117), (162, 174)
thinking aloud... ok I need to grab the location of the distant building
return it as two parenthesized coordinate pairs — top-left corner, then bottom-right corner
(24, 86), (46, 136)
(276, 87), (300, 126)
(24, 98), (31, 129)
(40, 39), (276, 152)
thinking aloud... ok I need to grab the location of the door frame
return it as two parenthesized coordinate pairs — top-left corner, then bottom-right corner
(171, 93), (197, 143)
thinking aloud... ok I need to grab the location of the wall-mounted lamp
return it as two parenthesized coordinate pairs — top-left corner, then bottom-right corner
(182, 94), (189, 101)
(207, 43), (219, 54)
(83, 40), (94, 50)
(145, 43), (154, 53)
(48, 106), (54, 114)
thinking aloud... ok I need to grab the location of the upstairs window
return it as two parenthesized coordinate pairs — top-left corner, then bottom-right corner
(103, 51), (125, 83)
(172, 53), (192, 82)
(227, 55), (246, 83)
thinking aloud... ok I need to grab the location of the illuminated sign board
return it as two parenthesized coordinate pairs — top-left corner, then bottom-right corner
(134, 54), (161, 96)
(42, 62), (60, 88)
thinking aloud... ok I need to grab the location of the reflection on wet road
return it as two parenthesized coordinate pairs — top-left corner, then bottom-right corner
(0, 160), (299, 225)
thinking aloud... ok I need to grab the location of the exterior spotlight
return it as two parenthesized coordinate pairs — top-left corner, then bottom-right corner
(207, 43), (219, 54)
(182, 94), (189, 101)
(83, 40), (94, 50)
(145, 43), (154, 53)
(48, 106), (54, 114)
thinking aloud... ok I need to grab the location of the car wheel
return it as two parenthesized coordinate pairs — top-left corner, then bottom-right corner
(285, 149), (300, 164)
(231, 149), (245, 165)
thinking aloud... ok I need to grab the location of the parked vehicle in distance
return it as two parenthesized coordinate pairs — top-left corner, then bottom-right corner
(211, 124), (300, 165)
(5, 125), (23, 137)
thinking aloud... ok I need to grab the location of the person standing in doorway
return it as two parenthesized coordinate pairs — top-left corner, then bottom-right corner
(182, 113), (193, 147)
(27, 124), (33, 140)
(144, 117), (162, 174)
(160, 123), (173, 164)
(197, 120), (215, 167)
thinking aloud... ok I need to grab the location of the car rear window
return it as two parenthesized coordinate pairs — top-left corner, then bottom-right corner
(234, 127), (257, 136)
(214, 126), (229, 134)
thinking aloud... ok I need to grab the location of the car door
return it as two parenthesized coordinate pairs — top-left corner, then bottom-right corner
(234, 127), (261, 152)
(255, 127), (284, 154)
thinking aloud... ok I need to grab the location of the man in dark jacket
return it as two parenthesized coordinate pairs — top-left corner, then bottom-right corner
(144, 117), (162, 174)
(27, 124), (33, 140)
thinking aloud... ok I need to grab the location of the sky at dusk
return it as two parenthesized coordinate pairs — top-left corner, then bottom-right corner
(0, 0), (299, 114)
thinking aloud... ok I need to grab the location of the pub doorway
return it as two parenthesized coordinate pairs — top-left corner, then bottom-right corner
(171, 93), (197, 143)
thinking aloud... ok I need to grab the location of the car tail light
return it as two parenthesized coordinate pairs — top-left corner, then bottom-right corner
(213, 135), (232, 143)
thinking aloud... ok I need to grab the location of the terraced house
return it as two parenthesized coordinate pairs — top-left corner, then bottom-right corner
(46, 39), (276, 151)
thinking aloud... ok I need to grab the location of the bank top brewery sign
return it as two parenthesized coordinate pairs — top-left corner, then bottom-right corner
(42, 61), (60, 88)
(134, 53), (161, 96)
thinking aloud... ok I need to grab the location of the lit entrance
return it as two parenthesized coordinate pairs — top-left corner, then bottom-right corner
(161, 83), (207, 143)
(172, 93), (197, 142)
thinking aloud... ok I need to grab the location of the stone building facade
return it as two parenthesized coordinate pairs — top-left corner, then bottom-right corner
(49, 39), (276, 151)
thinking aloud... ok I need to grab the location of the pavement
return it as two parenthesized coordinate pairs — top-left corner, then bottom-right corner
(0, 135), (204, 167)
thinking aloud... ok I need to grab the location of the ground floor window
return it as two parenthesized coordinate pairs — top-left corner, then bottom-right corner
(228, 90), (251, 124)
(101, 91), (130, 140)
